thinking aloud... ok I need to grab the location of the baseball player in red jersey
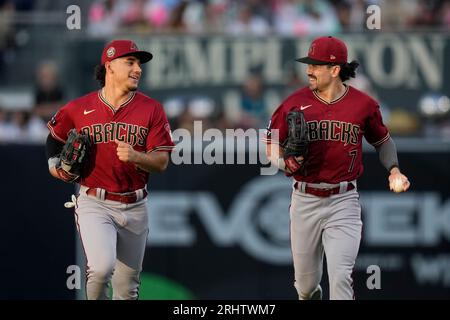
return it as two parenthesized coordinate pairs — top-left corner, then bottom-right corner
(45, 39), (174, 299)
(265, 36), (410, 300)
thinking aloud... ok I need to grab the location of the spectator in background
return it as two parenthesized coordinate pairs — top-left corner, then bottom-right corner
(333, 0), (351, 31)
(237, 72), (267, 129)
(2, 109), (46, 144)
(332, 0), (368, 31)
(274, 0), (341, 36)
(177, 96), (217, 133)
(121, 0), (151, 32)
(283, 65), (306, 97)
(203, 0), (229, 33)
(227, 2), (271, 36)
(378, 0), (415, 30)
(406, 0), (441, 28)
(163, 96), (185, 130)
(347, 0), (369, 30)
(418, 92), (450, 139)
(181, 0), (208, 33)
(9, 110), (29, 141)
(163, 95), (219, 133)
(34, 60), (64, 122)
(183, 0), (229, 34)
(121, 0), (168, 33)
(88, 0), (128, 37)
(0, 108), (14, 142)
(0, 108), (32, 144)
(166, 0), (189, 32)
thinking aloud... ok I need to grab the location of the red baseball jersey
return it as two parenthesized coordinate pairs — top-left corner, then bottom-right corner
(48, 90), (174, 192)
(265, 85), (389, 184)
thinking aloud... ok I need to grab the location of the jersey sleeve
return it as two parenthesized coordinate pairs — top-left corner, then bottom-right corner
(46, 102), (75, 143)
(146, 104), (175, 153)
(364, 104), (390, 147)
(263, 104), (288, 146)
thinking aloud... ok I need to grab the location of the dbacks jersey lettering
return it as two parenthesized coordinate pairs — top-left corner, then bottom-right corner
(48, 90), (174, 192)
(266, 85), (389, 184)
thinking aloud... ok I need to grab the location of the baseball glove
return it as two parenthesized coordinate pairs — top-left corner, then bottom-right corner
(56, 129), (91, 183)
(284, 111), (309, 175)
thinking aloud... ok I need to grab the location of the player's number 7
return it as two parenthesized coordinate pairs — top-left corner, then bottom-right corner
(348, 149), (357, 172)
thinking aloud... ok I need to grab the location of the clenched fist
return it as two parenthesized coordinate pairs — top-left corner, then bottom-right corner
(115, 139), (138, 163)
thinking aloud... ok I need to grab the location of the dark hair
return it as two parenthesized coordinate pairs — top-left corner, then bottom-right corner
(337, 60), (359, 82)
(94, 64), (106, 87)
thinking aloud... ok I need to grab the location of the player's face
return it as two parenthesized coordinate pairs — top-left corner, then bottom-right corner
(110, 56), (142, 92)
(306, 64), (339, 91)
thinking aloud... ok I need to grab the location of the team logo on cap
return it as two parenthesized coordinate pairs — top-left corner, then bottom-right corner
(330, 55), (336, 60)
(131, 42), (138, 51)
(309, 43), (315, 55)
(106, 47), (115, 58)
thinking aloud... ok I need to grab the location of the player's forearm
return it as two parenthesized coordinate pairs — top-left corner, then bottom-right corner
(375, 137), (399, 172)
(133, 151), (169, 173)
(376, 139), (410, 192)
(46, 134), (65, 180)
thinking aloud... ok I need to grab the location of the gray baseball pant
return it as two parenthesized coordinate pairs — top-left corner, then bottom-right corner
(290, 184), (362, 300)
(74, 187), (149, 300)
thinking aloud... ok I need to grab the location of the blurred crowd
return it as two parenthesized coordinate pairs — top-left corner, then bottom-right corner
(0, 60), (64, 144)
(85, 0), (450, 36)
(1, 0), (450, 39)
